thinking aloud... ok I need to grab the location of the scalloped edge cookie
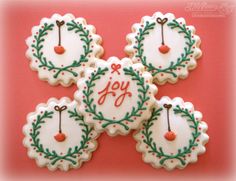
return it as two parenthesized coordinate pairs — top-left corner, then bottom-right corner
(125, 12), (202, 85)
(26, 13), (104, 87)
(74, 57), (157, 136)
(23, 97), (99, 171)
(134, 96), (209, 170)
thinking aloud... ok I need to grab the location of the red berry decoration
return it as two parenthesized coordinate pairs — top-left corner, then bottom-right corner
(54, 46), (65, 54)
(164, 131), (176, 141)
(163, 104), (176, 141)
(54, 20), (66, 55)
(159, 45), (170, 54)
(156, 17), (170, 54)
(54, 132), (66, 142)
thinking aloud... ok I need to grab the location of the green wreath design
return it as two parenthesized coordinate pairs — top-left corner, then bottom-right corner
(82, 67), (150, 130)
(29, 108), (93, 165)
(142, 105), (201, 166)
(133, 19), (195, 77)
(31, 20), (93, 78)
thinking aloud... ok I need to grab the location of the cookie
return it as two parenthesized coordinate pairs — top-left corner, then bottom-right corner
(26, 13), (103, 87)
(23, 97), (99, 171)
(125, 12), (202, 85)
(134, 96), (209, 170)
(74, 57), (157, 136)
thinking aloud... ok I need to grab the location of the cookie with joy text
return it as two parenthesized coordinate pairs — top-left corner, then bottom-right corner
(75, 57), (157, 136)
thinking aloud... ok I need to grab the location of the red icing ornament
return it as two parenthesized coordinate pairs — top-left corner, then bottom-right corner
(164, 131), (176, 141)
(156, 18), (170, 54)
(54, 46), (65, 54)
(53, 105), (67, 142)
(159, 45), (170, 54)
(54, 20), (65, 55)
(54, 132), (66, 142)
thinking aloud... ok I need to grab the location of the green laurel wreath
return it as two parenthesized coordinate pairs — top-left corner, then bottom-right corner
(142, 105), (201, 166)
(133, 19), (195, 77)
(82, 67), (150, 130)
(31, 20), (92, 78)
(29, 108), (93, 165)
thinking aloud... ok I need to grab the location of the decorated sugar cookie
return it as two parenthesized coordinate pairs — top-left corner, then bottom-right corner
(134, 97), (209, 170)
(125, 12), (202, 85)
(23, 97), (99, 171)
(74, 57), (157, 136)
(26, 14), (103, 86)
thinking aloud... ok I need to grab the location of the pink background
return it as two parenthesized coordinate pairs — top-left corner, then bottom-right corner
(1, 0), (235, 180)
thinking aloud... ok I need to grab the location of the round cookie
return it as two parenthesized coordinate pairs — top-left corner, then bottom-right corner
(134, 96), (209, 170)
(74, 57), (157, 136)
(26, 13), (103, 86)
(125, 12), (202, 85)
(23, 97), (99, 171)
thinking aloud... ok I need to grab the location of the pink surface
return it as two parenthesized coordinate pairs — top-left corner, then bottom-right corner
(2, 0), (235, 180)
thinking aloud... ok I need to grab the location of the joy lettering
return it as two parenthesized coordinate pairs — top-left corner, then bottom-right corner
(98, 81), (132, 107)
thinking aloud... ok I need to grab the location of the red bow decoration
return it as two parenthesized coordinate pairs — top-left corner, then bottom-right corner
(111, 63), (121, 75)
